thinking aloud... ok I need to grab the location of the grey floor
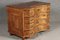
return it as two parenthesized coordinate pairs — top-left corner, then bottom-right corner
(0, 20), (60, 40)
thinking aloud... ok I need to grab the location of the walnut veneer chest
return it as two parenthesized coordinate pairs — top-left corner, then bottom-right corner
(6, 1), (50, 40)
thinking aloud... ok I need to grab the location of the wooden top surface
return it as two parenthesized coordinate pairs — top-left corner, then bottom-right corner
(7, 1), (50, 9)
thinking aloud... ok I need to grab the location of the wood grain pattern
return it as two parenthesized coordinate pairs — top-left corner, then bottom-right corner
(6, 1), (50, 40)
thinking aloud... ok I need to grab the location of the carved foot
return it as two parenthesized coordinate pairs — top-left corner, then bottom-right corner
(22, 37), (25, 40)
(9, 33), (14, 36)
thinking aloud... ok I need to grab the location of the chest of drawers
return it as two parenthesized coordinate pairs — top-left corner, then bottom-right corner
(6, 1), (50, 40)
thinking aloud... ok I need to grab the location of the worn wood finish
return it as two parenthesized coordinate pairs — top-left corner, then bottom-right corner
(6, 1), (50, 40)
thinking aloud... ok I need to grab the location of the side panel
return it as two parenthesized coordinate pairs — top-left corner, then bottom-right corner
(7, 7), (23, 37)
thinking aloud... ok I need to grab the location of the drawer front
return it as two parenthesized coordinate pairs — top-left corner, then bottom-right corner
(24, 30), (35, 37)
(38, 24), (49, 31)
(39, 13), (49, 18)
(24, 17), (30, 30)
(24, 30), (30, 37)
(30, 8), (35, 17)
(40, 5), (50, 13)
(23, 10), (30, 17)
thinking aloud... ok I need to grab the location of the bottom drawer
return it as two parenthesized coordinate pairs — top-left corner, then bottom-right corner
(24, 30), (35, 37)
(38, 24), (49, 31)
